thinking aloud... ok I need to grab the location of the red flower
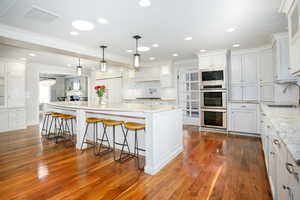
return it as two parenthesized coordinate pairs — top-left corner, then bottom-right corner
(94, 85), (105, 90)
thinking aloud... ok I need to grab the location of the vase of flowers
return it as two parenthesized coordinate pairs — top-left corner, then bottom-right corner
(94, 85), (106, 105)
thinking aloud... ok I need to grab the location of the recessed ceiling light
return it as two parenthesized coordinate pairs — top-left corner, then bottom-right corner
(200, 49), (207, 52)
(152, 44), (159, 48)
(70, 31), (79, 36)
(29, 53), (36, 57)
(138, 46), (150, 52)
(20, 58), (27, 61)
(232, 43), (240, 48)
(226, 28), (236, 32)
(72, 20), (95, 31)
(98, 18), (108, 24)
(149, 57), (156, 60)
(67, 64), (71, 67)
(127, 49), (133, 53)
(139, 0), (151, 7)
(184, 37), (193, 41)
(173, 53), (179, 57)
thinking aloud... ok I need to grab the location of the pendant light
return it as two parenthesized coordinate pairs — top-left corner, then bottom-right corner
(77, 58), (82, 76)
(100, 45), (107, 72)
(133, 35), (141, 68)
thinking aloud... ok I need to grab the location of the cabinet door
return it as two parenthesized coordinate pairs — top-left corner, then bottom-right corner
(7, 63), (25, 108)
(260, 49), (273, 83)
(212, 54), (225, 67)
(230, 110), (257, 133)
(268, 138), (277, 199)
(160, 74), (172, 88)
(0, 62), (6, 107)
(243, 84), (259, 101)
(287, 155), (300, 200)
(260, 84), (274, 102)
(231, 55), (242, 84)
(242, 53), (258, 84)
(198, 56), (211, 68)
(0, 110), (8, 132)
(231, 85), (243, 101)
(8, 109), (26, 130)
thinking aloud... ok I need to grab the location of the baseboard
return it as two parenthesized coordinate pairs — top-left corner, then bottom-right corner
(0, 126), (27, 133)
(144, 145), (183, 175)
(228, 131), (261, 138)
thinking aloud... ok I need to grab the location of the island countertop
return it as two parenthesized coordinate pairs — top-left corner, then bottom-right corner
(47, 101), (180, 113)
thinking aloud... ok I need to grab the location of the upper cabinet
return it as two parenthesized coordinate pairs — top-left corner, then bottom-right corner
(272, 33), (296, 82)
(280, 0), (300, 76)
(198, 50), (227, 69)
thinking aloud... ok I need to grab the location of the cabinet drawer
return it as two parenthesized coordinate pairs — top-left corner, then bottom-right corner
(230, 103), (258, 110)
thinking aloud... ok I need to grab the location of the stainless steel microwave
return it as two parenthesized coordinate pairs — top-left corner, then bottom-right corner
(200, 66), (225, 89)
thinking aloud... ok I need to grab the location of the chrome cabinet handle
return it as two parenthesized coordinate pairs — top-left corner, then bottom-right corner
(286, 163), (299, 182)
(273, 139), (280, 147)
(270, 151), (275, 155)
(283, 185), (294, 200)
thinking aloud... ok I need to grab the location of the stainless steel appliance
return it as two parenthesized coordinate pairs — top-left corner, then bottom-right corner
(200, 66), (225, 89)
(200, 89), (226, 109)
(201, 109), (227, 129)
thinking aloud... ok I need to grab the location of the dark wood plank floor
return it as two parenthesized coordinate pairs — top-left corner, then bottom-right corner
(0, 125), (272, 200)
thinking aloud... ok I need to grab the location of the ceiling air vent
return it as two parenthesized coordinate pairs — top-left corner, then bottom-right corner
(25, 6), (59, 23)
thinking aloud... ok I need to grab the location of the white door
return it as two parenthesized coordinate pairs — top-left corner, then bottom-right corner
(231, 55), (242, 84)
(7, 62), (25, 107)
(242, 53), (258, 84)
(230, 110), (257, 133)
(231, 85), (243, 101)
(243, 84), (259, 101)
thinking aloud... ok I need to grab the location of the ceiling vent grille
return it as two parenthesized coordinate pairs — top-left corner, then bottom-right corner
(25, 6), (59, 23)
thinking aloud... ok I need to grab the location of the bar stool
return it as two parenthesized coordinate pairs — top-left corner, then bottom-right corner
(101, 119), (129, 162)
(40, 112), (52, 136)
(57, 114), (76, 146)
(80, 117), (103, 155)
(123, 122), (145, 170)
(48, 112), (64, 140)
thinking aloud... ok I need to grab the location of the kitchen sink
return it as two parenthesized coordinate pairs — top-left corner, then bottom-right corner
(268, 104), (298, 108)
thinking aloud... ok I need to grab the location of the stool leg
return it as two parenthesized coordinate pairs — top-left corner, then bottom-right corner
(41, 115), (47, 136)
(80, 123), (89, 151)
(71, 118), (75, 145)
(56, 118), (64, 144)
(118, 127), (132, 162)
(97, 123), (112, 156)
(64, 119), (71, 147)
(112, 125), (116, 161)
(45, 115), (50, 136)
(93, 122), (97, 155)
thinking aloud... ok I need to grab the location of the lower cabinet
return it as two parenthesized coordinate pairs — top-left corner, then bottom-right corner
(0, 108), (26, 133)
(229, 103), (259, 134)
(261, 112), (300, 200)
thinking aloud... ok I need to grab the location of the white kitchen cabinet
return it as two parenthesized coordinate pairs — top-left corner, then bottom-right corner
(230, 51), (259, 102)
(260, 84), (274, 102)
(242, 53), (259, 84)
(260, 49), (274, 83)
(272, 33), (295, 82)
(8, 109), (26, 130)
(198, 50), (227, 69)
(0, 110), (9, 132)
(0, 62), (6, 107)
(229, 103), (258, 134)
(7, 62), (25, 108)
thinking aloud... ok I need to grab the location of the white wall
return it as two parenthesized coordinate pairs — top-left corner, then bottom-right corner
(25, 62), (89, 125)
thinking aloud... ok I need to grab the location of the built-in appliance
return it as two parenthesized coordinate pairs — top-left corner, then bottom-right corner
(200, 66), (225, 89)
(201, 109), (227, 129)
(200, 89), (226, 109)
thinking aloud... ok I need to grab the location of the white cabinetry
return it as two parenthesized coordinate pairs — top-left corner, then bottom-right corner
(272, 33), (295, 82)
(160, 65), (173, 88)
(0, 110), (8, 132)
(260, 49), (274, 102)
(230, 52), (259, 101)
(229, 103), (259, 134)
(198, 50), (227, 69)
(7, 62), (25, 107)
(135, 67), (160, 82)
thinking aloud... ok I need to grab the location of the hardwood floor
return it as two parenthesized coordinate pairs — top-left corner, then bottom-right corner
(0, 125), (272, 200)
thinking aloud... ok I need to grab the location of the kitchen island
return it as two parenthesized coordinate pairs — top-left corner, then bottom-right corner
(44, 102), (183, 175)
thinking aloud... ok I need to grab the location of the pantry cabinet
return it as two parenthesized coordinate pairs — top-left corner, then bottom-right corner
(198, 50), (227, 69)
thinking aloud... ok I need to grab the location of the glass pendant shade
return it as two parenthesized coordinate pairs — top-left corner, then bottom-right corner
(100, 61), (107, 72)
(77, 66), (82, 76)
(133, 53), (140, 68)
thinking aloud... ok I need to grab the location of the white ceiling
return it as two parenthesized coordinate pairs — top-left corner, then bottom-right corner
(0, 0), (287, 62)
(0, 44), (98, 70)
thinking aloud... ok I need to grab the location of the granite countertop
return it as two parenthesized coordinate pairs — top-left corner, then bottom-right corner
(47, 101), (180, 113)
(261, 103), (300, 165)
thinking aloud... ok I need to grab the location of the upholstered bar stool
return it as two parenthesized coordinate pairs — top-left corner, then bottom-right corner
(80, 117), (103, 155)
(48, 112), (64, 140)
(40, 112), (52, 136)
(57, 114), (76, 145)
(123, 122), (146, 170)
(101, 119), (130, 162)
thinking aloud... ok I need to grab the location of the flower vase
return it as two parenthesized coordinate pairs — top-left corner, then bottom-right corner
(98, 96), (104, 105)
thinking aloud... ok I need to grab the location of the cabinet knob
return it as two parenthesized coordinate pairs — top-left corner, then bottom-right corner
(270, 151), (275, 155)
(283, 185), (295, 200)
(273, 139), (280, 147)
(286, 163), (299, 182)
